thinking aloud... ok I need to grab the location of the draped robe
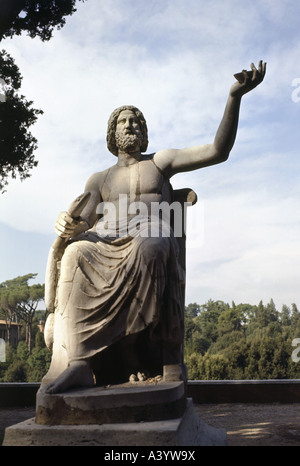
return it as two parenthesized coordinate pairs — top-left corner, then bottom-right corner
(55, 159), (184, 371)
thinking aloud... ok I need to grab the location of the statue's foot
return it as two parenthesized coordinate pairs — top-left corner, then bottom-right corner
(45, 360), (94, 394)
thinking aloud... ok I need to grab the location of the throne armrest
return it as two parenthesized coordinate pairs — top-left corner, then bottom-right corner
(173, 188), (198, 206)
(171, 188), (197, 276)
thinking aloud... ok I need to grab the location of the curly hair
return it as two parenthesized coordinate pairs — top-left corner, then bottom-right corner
(107, 105), (149, 156)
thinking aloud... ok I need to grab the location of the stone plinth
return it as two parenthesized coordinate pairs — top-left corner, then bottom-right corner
(3, 382), (227, 446)
(3, 398), (227, 446)
(35, 381), (186, 425)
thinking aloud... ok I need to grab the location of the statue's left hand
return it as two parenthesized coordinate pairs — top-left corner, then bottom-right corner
(230, 60), (266, 98)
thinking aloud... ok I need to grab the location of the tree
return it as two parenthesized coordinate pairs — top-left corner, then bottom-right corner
(14, 275), (44, 352)
(256, 300), (268, 327)
(0, 50), (43, 192)
(0, 276), (20, 345)
(291, 303), (300, 328)
(217, 307), (242, 337)
(281, 304), (291, 327)
(27, 345), (51, 381)
(0, 274), (44, 351)
(196, 300), (228, 344)
(0, 0), (85, 42)
(184, 298), (300, 381)
(0, 317), (51, 382)
(3, 360), (28, 382)
(0, 0), (85, 191)
(185, 303), (200, 318)
(265, 298), (279, 324)
(200, 353), (229, 380)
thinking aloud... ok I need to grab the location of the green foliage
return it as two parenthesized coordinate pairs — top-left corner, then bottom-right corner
(0, 50), (43, 192)
(0, 274), (44, 350)
(0, 273), (49, 382)
(0, 322), (51, 382)
(3, 360), (29, 382)
(1, 0), (85, 42)
(2, 294), (300, 382)
(185, 299), (300, 380)
(0, 1), (86, 191)
(26, 346), (51, 382)
(16, 340), (30, 361)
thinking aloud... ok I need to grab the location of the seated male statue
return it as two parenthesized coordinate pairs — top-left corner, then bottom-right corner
(44, 61), (266, 394)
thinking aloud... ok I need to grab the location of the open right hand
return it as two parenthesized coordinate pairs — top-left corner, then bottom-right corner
(230, 60), (266, 98)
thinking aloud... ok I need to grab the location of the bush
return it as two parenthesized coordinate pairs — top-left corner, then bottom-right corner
(0, 322), (51, 382)
(27, 347), (51, 382)
(3, 360), (29, 382)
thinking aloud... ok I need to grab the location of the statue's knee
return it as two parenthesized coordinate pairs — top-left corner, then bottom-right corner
(60, 242), (83, 281)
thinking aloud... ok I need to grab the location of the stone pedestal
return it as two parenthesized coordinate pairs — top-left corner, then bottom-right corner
(3, 398), (227, 446)
(3, 381), (227, 446)
(35, 381), (186, 425)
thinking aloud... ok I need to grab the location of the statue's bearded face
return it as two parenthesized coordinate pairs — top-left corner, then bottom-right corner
(115, 110), (143, 152)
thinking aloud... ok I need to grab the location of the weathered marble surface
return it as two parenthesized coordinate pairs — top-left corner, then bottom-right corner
(3, 398), (227, 446)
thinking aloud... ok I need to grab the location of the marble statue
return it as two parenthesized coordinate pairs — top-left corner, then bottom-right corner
(42, 61), (266, 394)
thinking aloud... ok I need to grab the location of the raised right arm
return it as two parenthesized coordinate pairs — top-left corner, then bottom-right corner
(154, 61), (266, 178)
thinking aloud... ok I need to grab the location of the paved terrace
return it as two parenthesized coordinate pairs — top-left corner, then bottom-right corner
(1, 380), (300, 446)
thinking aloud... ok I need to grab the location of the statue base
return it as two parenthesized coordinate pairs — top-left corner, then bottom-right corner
(3, 398), (227, 446)
(35, 381), (186, 425)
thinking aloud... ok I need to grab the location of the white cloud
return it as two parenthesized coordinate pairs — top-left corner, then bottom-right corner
(185, 180), (300, 308)
(0, 0), (300, 308)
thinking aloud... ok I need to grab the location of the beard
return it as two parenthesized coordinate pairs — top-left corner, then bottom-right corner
(115, 132), (143, 152)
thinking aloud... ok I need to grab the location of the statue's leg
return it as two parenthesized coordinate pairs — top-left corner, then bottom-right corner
(45, 360), (94, 394)
(138, 234), (185, 382)
(44, 242), (95, 393)
(40, 310), (68, 387)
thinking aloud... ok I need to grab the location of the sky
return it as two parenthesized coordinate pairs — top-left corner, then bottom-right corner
(0, 0), (300, 311)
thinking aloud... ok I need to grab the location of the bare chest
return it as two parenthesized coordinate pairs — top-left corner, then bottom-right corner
(101, 161), (172, 203)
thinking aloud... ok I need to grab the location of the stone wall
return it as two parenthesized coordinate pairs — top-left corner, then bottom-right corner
(1, 380), (300, 408)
